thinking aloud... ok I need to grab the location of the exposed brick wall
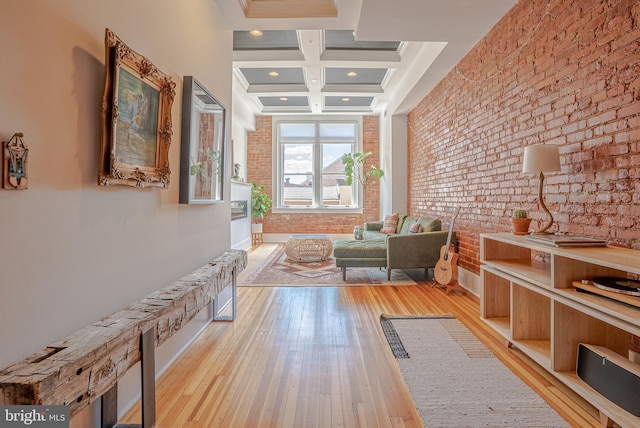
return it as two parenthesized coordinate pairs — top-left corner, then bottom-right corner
(408, 0), (640, 276)
(246, 115), (381, 234)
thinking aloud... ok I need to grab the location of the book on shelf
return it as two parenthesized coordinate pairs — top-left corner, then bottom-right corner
(524, 234), (607, 248)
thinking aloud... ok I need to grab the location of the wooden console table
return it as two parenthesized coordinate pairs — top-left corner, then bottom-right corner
(480, 233), (640, 428)
(0, 249), (246, 426)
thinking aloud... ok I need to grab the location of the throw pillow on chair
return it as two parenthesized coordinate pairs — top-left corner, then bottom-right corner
(409, 222), (423, 233)
(380, 213), (399, 234)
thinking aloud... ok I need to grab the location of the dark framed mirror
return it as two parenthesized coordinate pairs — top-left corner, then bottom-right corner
(179, 76), (225, 204)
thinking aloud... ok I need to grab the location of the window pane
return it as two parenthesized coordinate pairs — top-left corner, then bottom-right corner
(322, 143), (353, 207)
(322, 173), (351, 206)
(282, 143), (313, 207)
(319, 122), (356, 139)
(322, 143), (352, 169)
(280, 123), (316, 141)
(282, 144), (312, 175)
(283, 174), (313, 206)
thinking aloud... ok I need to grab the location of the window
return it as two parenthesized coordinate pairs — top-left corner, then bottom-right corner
(274, 118), (361, 211)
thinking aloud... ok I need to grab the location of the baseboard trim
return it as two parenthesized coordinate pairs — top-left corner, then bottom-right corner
(232, 237), (252, 251)
(457, 267), (480, 297)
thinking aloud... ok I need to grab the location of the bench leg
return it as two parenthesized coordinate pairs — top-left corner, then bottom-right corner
(388, 268), (391, 281)
(342, 267), (346, 281)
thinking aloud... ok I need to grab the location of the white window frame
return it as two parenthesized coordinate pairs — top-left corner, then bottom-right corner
(272, 115), (363, 214)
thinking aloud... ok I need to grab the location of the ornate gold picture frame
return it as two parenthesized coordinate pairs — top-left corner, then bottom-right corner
(99, 28), (176, 188)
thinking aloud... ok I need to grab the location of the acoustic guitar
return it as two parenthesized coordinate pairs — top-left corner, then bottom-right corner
(434, 206), (462, 293)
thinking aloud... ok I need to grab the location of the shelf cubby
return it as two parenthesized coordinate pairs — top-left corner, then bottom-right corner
(552, 301), (630, 373)
(481, 267), (510, 318)
(481, 267), (511, 339)
(552, 254), (626, 290)
(512, 282), (551, 342)
(512, 281), (552, 368)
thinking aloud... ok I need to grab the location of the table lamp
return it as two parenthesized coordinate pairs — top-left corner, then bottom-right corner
(522, 144), (560, 234)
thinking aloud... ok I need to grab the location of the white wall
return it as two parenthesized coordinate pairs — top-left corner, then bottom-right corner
(231, 73), (256, 183)
(230, 181), (252, 250)
(390, 114), (409, 213)
(0, 0), (232, 425)
(231, 120), (248, 182)
(379, 113), (409, 215)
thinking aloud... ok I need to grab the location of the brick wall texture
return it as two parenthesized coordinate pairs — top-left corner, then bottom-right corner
(408, 0), (640, 276)
(246, 116), (381, 234)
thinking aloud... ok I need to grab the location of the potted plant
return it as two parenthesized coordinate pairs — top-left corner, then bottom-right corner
(511, 209), (532, 235)
(250, 182), (272, 234)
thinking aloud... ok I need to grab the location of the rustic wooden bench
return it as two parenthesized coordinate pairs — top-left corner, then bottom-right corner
(0, 249), (246, 427)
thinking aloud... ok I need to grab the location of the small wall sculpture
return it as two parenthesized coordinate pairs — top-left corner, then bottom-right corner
(2, 132), (29, 189)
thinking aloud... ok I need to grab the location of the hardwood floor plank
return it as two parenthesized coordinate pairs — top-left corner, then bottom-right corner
(120, 268), (600, 427)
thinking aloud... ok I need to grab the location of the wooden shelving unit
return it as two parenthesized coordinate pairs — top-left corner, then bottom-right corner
(480, 233), (640, 428)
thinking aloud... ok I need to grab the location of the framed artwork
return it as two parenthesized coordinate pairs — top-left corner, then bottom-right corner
(99, 28), (176, 188)
(179, 76), (226, 204)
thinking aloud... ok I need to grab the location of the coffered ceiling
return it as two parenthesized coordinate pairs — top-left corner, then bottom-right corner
(215, 0), (518, 116)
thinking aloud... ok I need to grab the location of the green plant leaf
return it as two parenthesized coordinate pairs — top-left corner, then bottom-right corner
(341, 152), (383, 186)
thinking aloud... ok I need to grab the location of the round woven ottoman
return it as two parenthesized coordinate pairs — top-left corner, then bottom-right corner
(285, 234), (333, 262)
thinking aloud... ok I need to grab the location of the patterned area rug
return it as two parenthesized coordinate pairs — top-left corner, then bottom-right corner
(381, 315), (570, 427)
(238, 243), (417, 286)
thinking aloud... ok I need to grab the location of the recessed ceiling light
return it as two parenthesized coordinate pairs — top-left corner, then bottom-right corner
(346, 71), (357, 77)
(268, 71), (279, 77)
(342, 97), (350, 102)
(311, 79), (318, 83)
(280, 97), (288, 101)
(249, 29), (263, 37)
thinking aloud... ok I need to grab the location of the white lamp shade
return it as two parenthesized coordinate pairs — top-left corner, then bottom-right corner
(522, 144), (560, 173)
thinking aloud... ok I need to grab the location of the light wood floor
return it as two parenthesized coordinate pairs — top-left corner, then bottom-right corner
(122, 260), (601, 427)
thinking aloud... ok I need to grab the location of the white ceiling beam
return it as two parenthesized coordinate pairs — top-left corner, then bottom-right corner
(298, 30), (324, 113)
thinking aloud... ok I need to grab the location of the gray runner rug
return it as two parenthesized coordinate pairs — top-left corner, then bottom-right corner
(381, 315), (570, 427)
